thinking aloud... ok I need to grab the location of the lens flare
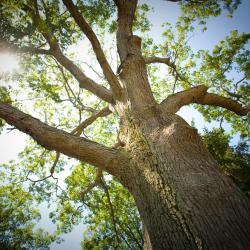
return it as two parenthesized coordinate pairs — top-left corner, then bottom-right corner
(0, 53), (19, 75)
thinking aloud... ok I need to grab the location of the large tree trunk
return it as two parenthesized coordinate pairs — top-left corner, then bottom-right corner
(112, 40), (250, 248)
(117, 109), (250, 250)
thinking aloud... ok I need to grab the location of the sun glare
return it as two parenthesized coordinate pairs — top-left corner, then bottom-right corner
(0, 53), (20, 75)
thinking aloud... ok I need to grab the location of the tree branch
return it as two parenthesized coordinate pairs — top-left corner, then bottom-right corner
(195, 93), (250, 115)
(114, 0), (138, 62)
(56, 61), (95, 111)
(0, 102), (126, 175)
(160, 85), (249, 115)
(50, 151), (60, 175)
(51, 49), (114, 103)
(71, 106), (112, 136)
(50, 106), (112, 179)
(161, 85), (208, 113)
(144, 56), (187, 83)
(148, 57), (249, 115)
(100, 176), (121, 248)
(20, 2), (115, 104)
(8, 44), (114, 103)
(4, 40), (114, 103)
(62, 0), (122, 98)
(0, 38), (51, 55)
(144, 56), (172, 66)
(80, 168), (103, 200)
(5, 46), (51, 55)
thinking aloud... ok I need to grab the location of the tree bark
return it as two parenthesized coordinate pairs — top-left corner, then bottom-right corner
(117, 108), (250, 250)
(0, 102), (126, 176)
(109, 29), (250, 248)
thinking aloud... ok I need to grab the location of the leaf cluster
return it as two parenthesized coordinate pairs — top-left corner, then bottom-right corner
(0, 182), (57, 249)
(202, 128), (250, 194)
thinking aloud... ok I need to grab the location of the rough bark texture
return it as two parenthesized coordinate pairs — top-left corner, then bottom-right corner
(116, 108), (250, 249)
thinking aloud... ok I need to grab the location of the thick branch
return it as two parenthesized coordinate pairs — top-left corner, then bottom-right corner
(161, 85), (208, 113)
(195, 93), (250, 115)
(114, 0), (138, 62)
(3, 41), (114, 103)
(22, 3), (115, 104)
(0, 102), (126, 175)
(160, 85), (249, 115)
(51, 49), (114, 103)
(63, 0), (122, 97)
(144, 56), (173, 66)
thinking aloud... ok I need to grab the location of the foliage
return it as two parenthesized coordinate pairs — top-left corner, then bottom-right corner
(0, 141), (61, 249)
(47, 163), (143, 249)
(202, 128), (250, 194)
(0, 180), (57, 249)
(179, 0), (241, 21)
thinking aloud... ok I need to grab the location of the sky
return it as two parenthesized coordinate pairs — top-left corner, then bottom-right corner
(0, 0), (249, 249)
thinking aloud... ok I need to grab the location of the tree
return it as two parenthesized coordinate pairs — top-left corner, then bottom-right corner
(0, 180), (57, 249)
(202, 128), (250, 195)
(0, 0), (250, 249)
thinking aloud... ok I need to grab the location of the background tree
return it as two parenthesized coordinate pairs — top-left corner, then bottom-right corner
(0, 178), (57, 249)
(0, 0), (249, 249)
(202, 128), (250, 195)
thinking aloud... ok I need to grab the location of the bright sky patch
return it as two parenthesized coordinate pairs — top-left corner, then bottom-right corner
(0, 53), (19, 75)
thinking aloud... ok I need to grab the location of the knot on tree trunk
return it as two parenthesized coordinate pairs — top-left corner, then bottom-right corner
(127, 35), (142, 55)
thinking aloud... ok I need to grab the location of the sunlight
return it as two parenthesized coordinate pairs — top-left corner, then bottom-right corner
(0, 52), (20, 75)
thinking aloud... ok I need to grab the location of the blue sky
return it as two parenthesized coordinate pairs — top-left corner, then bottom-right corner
(0, 0), (249, 249)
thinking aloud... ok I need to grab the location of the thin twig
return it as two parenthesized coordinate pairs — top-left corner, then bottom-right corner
(100, 176), (120, 249)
